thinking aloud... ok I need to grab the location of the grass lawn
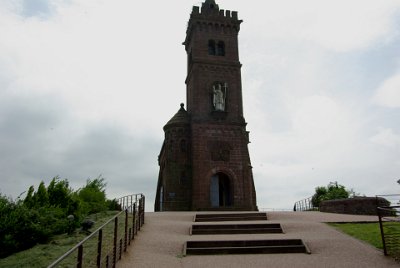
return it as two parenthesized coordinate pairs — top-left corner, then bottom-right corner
(0, 211), (119, 268)
(328, 222), (384, 249)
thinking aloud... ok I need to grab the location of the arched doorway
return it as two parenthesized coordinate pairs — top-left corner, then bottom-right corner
(210, 172), (232, 208)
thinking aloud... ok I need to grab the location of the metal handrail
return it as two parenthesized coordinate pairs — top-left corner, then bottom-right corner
(48, 215), (118, 267)
(293, 196), (317, 211)
(377, 203), (400, 258)
(48, 193), (145, 268)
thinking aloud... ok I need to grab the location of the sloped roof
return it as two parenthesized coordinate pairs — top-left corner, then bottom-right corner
(163, 103), (190, 130)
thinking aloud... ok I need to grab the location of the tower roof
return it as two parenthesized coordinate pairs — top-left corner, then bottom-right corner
(164, 103), (190, 130)
(201, 0), (219, 15)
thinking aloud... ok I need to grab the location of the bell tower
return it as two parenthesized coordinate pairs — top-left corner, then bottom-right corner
(184, 0), (244, 123)
(155, 0), (257, 211)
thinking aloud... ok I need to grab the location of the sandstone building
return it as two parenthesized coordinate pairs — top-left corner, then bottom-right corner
(155, 0), (257, 211)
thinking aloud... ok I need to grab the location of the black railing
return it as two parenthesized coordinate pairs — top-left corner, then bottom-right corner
(118, 194), (145, 227)
(48, 194), (145, 268)
(376, 194), (400, 261)
(293, 196), (317, 211)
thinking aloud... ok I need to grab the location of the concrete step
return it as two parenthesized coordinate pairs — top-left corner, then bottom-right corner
(190, 223), (283, 235)
(194, 212), (268, 222)
(184, 239), (310, 255)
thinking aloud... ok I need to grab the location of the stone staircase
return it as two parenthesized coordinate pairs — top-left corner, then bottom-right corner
(185, 239), (310, 255)
(190, 223), (283, 235)
(184, 212), (310, 256)
(194, 212), (268, 222)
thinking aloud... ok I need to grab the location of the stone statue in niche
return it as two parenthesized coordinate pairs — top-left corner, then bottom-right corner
(213, 82), (227, 111)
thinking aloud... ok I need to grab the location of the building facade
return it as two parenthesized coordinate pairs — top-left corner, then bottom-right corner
(155, 0), (257, 211)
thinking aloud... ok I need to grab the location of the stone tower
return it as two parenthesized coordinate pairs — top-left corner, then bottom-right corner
(155, 0), (257, 211)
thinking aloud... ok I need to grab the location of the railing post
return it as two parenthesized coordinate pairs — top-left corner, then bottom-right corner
(378, 207), (388, 256)
(119, 239), (123, 260)
(124, 209), (128, 251)
(138, 197), (142, 230)
(142, 195), (145, 225)
(97, 229), (103, 268)
(77, 245), (83, 268)
(130, 195), (133, 214)
(128, 228), (132, 245)
(133, 202), (137, 237)
(113, 217), (118, 268)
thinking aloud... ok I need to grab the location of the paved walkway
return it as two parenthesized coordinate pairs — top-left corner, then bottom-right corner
(118, 211), (399, 268)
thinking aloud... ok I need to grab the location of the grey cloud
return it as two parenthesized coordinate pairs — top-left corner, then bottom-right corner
(0, 94), (160, 206)
(0, 94), (68, 195)
(50, 123), (160, 199)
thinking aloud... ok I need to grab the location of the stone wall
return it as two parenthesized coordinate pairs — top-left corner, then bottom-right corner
(319, 197), (390, 216)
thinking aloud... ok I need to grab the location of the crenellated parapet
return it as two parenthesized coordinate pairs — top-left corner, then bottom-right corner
(189, 5), (241, 27)
(192, 5), (239, 20)
(196, 0), (239, 19)
(184, 1), (242, 48)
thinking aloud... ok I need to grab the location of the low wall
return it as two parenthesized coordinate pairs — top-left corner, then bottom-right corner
(319, 197), (390, 216)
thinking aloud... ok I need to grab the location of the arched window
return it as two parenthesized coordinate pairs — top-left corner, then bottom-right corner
(208, 40), (216, 55)
(217, 41), (225, 56)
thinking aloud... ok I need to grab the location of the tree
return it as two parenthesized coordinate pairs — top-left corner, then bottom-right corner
(23, 185), (35, 208)
(48, 176), (81, 217)
(311, 181), (350, 207)
(48, 177), (70, 207)
(34, 181), (49, 207)
(77, 176), (108, 214)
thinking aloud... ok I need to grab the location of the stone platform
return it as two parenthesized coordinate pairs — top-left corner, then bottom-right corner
(117, 211), (398, 268)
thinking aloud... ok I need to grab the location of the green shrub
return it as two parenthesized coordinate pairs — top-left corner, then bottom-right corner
(0, 176), (117, 258)
(106, 199), (121, 211)
(0, 196), (48, 257)
(311, 181), (350, 207)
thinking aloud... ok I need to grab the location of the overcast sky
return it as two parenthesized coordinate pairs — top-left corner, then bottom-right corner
(0, 0), (399, 211)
